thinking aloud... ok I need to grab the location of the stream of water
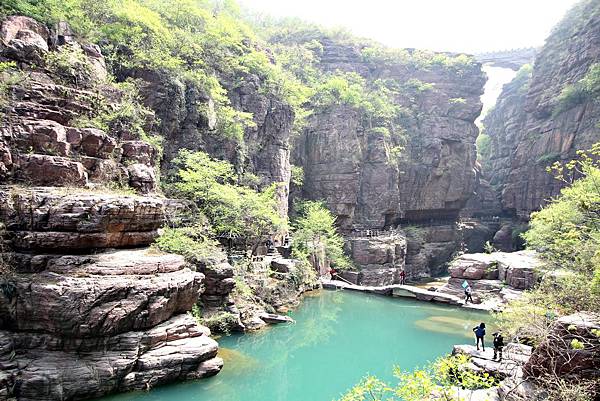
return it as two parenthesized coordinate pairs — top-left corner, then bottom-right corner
(101, 290), (493, 401)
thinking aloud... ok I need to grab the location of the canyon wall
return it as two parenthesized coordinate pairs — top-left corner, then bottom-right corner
(0, 17), (222, 400)
(292, 38), (486, 231)
(483, 0), (600, 219)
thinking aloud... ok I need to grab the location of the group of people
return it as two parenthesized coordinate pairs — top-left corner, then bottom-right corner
(472, 322), (504, 361)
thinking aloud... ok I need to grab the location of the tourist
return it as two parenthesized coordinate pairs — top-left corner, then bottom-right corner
(472, 322), (486, 351)
(399, 269), (406, 285)
(464, 285), (474, 303)
(493, 331), (504, 361)
(329, 268), (337, 280)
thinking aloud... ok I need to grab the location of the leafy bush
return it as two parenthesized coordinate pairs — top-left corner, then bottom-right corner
(524, 145), (600, 277)
(73, 79), (163, 156)
(338, 354), (495, 401)
(154, 224), (221, 260)
(190, 305), (238, 334)
(0, 61), (22, 119)
(169, 149), (286, 251)
(536, 152), (561, 165)
(44, 44), (96, 87)
(290, 165), (304, 187)
(476, 132), (492, 161)
(554, 63), (600, 116)
(292, 200), (351, 270)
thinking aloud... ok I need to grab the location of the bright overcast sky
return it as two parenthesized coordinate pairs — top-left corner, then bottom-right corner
(239, 0), (580, 54)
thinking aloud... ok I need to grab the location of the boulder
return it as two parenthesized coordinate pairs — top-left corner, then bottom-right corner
(271, 257), (295, 273)
(128, 163), (157, 193)
(15, 154), (88, 186)
(523, 312), (600, 380)
(0, 16), (49, 63)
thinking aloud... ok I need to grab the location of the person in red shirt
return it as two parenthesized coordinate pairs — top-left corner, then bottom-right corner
(329, 268), (337, 280)
(399, 269), (406, 285)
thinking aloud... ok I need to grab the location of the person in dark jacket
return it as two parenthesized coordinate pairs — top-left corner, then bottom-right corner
(493, 331), (504, 361)
(464, 285), (474, 303)
(472, 322), (486, 351)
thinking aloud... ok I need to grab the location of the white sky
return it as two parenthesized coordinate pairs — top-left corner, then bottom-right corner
(239, 0), (580, 53)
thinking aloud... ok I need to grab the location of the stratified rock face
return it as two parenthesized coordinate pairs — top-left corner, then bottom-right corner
(483, 0), (600, 218)
(341, 232), (406, 286)
(0, 16), (159, 193)
(0, 17), (223, 400)
(482, 67), (532, 194)
(293, 38), (485, 230)
(0, 192), (224, 400)
(524, 312), (600, 381)
(0, 187), (166, 250)
(131, 66), (293, 215)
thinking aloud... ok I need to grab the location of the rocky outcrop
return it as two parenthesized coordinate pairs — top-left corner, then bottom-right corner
(292, 37), (486, 230)
(340, 231), (406, 286)
(524, 312), (600, 381)
(0, 16), (223, 400)
(0, 17), (159, 193)
(130, 65), (293, 216)
(482, 0), (600, 218)
(0, 240), (223, 401)
(437, 250), (541, 309)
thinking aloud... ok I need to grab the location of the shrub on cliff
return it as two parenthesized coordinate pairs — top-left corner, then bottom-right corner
(553, 63), (600, 116)
(497, 144), (600, 345)
(291, 200), (351, 270)
(168, 149), (286, 252)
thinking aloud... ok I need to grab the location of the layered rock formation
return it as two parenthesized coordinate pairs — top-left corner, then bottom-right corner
(129, 61), (293, 216)
(340, 231), (406, 286)
(482, 0), (600, 218)
(0, 16), (223, 400)
(0, 17), (160, 193)
(437, 250), (541, 309)
(292, 37), (486, 230)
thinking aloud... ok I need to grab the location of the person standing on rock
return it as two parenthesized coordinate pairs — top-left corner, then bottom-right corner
(464, 284), (474, 303)
(493, 331), (504, 361)
(399, 269), (406, 285)
(472, 322), (486, 351)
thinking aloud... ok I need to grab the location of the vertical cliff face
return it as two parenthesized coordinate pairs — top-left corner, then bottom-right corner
(482, 65), (532, 191)
(293, 38), (486, 230)
(483, 0), (600, 218)
(128, 66), (294, 216)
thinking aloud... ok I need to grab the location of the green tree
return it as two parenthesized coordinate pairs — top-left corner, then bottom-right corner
(292, 201), (351, 270)
(169, 150), (286, 253)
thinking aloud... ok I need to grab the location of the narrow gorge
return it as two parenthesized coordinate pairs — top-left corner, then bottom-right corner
(0, 0), (599, 401)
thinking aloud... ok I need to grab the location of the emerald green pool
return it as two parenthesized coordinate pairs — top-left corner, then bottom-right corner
(102, 290), (492, 401)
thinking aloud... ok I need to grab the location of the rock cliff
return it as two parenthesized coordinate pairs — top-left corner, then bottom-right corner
(293, 38), (486, 230)
(0, 16), (222, 400)
(482, 0), (600, 218)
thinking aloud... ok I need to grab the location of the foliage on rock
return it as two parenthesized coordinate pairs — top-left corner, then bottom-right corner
(291, 200), (351, 270)
(167, 149), (286, 247)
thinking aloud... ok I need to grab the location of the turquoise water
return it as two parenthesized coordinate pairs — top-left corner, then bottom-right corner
(102, 290), (492, 401)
